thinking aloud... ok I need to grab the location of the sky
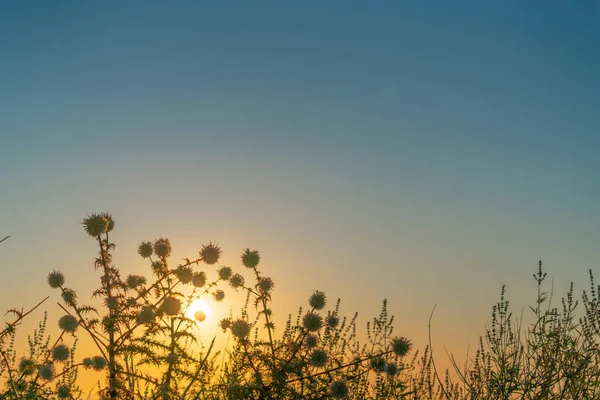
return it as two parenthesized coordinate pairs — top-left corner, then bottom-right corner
(0, 0), (599, 380)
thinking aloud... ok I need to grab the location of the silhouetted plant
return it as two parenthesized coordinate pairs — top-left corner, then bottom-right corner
(4, 214), (599, 398)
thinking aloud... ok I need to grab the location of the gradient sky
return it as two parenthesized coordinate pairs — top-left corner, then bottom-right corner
(1, 0), (599, 373)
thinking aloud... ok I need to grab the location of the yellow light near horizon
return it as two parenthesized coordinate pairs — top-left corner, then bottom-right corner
(187, 298), (212, 322)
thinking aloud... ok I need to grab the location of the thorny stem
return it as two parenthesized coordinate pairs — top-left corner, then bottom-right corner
(252, 267), (276, 362)
(98, 235), (118, 400)
(0, 296), (49, 338)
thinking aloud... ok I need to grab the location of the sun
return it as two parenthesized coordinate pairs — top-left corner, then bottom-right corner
(187, 298), (212, 322)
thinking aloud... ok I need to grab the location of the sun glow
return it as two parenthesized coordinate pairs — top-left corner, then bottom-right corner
(187, 298), (212, 322)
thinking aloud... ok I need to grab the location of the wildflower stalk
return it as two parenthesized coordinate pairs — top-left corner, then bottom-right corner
(97, 235), (118, 400)
(181, 336), (216, 398)
(251, 266), (276, 361)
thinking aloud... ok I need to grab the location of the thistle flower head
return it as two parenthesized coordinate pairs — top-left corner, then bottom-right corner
(305, 334), (318, 349)
(219, 318), (232, 332)
(194, 310), (206, 322)
(100, 212), (115, 232)
(38, 363), (55, 381)
(309, 349), (328, 368)
(257, 277), (274, 294)
(52, 344), (70, 362)
(61, 289), (77, 306)
(392, 336), (412, 357)
(154, 238), (171, 258)
(330, 380), (349, 399)
(175, 266), (193, 284)
(47, 270), (65, 289)
(126, 274), (146, 289)
(241, 248), (260, 268)
(229, 273), (245, 289)
(161, 297), (181, 316)
(309, 291), (326, 310)
(151, 261), (167, 275)
(137, 307), (155, 324)
(137, 242), (153, 258)
(385, 362), (399, 376)
(200, 242), (221, 265)
(82, 358), (94, 368)
(231, 319), (251, 340)
(218, 266), (232, 280)
(302, 312), (323, 332)
(326, 314), (340, 329)
(370, 357), (386, 372)
(57, 385), (71, 400)
(18, 358), (36, 375)
(213, 290), (225, 302)
(82, 214), (108, 237)
(92, 356), (107, 371)
(192, 272), (206, 288)
(58, 315), (78, 333)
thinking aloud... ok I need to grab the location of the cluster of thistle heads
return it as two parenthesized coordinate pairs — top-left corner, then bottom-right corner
(39, 213), (414, 398)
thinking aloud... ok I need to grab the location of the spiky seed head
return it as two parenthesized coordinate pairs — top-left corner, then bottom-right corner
(82, 214), (108, 237)
(330, 380), (349, 399)
(154, 238), (171, 258)
(385, 362), (399, 376)
(326, 314), (340, 328)
(309, 291), (326, 310)
(194, 310), (206, 322)
(138, 242), (153, 258)
(257, 277), (274, 294)
(166, 353), (178, 364)
(309, 349), (328, 368)
(305, 334), (318, 349)
(99, 212), (115, 232)
(92, 356), (107, 371)
(241, 248), (260, 268)
(302, 312), (323, 332)
(58, 315), (78, 333)
(151, 261), (167, 275)
(38, 364), (55, 381)
(52, 344), (70, 362)
(370, 357), (386, 372)
(218, 266), (232, 280)
(82, 358), (94, 368)
(219, 318), (232, 332)
(47, 270), (65, 288)
(192, 272), (206, 288)
(213, 290), (225, 302)
(18, 358), (36, 375)
(161, 297), (181, 316)
(126, 274), (146, 289)
(61, 289), (77, 306)
(175, 266), (193, 284)
(229, 273), (244, 289)
(392, 337), (412, 357)
(137, 307), (155, 324)
(56, 385), (71, 399)
(231, 319), (250, 340)
(200, 242), (221, 265)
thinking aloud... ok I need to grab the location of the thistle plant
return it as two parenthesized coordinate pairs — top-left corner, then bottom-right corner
(41, 213), (415, 399)
(0, 212), (586, 399)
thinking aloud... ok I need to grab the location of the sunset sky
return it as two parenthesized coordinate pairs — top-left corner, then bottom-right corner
(1, 1), (599, 371)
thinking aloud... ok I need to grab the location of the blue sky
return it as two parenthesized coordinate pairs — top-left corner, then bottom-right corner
(1, 1), (599, 363)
